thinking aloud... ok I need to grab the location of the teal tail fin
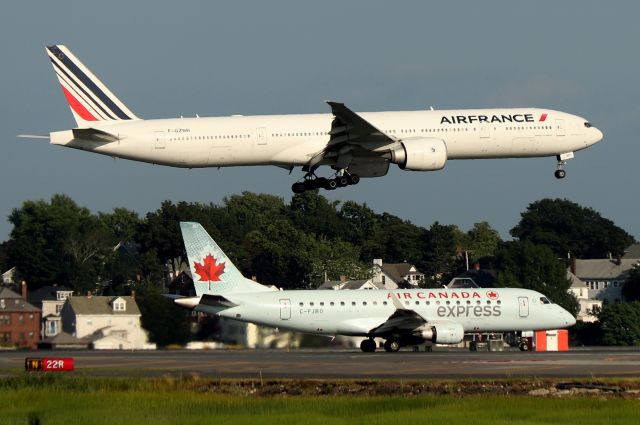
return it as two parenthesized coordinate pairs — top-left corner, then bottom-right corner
(180, 222), (273, 295)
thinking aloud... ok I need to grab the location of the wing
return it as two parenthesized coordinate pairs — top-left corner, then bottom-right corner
(326, 101), (395, 149)
(307, 102), (399, 173)
(368, 294), (427, 335)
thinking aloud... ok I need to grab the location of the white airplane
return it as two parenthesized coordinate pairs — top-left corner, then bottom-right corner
(27, 45), (603, 192)
(174, 222), (576, 352)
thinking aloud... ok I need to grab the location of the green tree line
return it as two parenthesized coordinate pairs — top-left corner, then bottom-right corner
(0, 194), (635, 345)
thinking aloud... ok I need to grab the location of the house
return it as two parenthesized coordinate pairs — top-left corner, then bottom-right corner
(447, 269), (497, 288)
(27, 285), (73, 338)
(570, 258), (640, 305)
(622, 243), (640, 260)
(0, 287), (41, 349)
(566, 270), (601, 322)
(318, 278), (385, 290)
(60, 295), (155, 350)
(1, 268), (16, 285)
(371, 259), (424, 288)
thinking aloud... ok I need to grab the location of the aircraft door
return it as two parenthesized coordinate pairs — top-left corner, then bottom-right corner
(518, 296), (529, 318)
(256, 127), (267, 146)
(155, 131), (166, 149)
(555, 119), (565, 136)
(279, 298), (291, 320)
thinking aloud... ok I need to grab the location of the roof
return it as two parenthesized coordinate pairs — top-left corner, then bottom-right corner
(567, 270), (586, 288)
(573, 259), (640, 280)
(341, 280), (383, 290)
(28, 285), (72, 304)
(450, 269), (497, 288)
(67, 296), (141, 315)
(380, 263), (421, 283)
(623, 244), (640, 260)
(0, 288), (40, 312)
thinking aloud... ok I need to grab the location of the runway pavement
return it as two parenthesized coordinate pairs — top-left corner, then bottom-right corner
(1, 348), (640, 379)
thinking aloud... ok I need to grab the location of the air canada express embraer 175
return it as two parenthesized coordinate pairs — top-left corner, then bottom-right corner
(174, 222), (576, 352)
(24, 45), (604, 193)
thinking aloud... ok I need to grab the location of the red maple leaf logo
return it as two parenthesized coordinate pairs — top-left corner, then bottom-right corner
(486, 291), (499, 300)
(194, 254), (226, 282)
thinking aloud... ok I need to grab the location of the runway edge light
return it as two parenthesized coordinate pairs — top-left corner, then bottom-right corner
(25, 358), (74, 372)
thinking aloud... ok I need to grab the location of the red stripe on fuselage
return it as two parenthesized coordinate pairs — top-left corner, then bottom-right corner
(61, 85), (97, 121)
(539, 113), (548, 122)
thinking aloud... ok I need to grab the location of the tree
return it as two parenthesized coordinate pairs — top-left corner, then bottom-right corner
(599, 302), (640, 346)
(135, 281), (191, 346)
(419, 222), (462, 285)
(511, 198), (634, 259)
(245, 219), (318, 288)
(309, 239), (370, 288)
(494, 240), (579, 316)
(466, 221), (502, 261)
(8, 194), (116, 291)
(622, 266), (640, 302)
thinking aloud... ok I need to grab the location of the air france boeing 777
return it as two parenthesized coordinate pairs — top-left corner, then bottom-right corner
(174, 222), (575, 352)
(25, 45), (603, 192)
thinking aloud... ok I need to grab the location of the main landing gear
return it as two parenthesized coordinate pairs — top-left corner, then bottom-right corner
(291, 172), (360, 193)
(360, 338), (376, 353)
(360, 338), (401, 353)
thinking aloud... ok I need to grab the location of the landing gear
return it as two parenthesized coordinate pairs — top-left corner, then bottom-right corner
(518, 337), (530, 351)
(554, 153), (573, 179)
(554, 169), (566, 179)
(291, 171), (360, 193)
(383, 339), (401, 352)
(360, 338), (377, 353)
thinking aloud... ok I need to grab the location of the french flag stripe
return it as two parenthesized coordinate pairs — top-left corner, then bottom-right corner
(61, 85), (97, 121)
(51, 58), (115, 120)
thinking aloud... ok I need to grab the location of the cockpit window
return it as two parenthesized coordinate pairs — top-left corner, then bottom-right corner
(584, 122), (592, 128)
(539, 297), (552, 304)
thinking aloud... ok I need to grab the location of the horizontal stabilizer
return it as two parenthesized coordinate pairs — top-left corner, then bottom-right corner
(72, 127), (119, 143)
(17, 134), (50, 140)
(200, 294), (238, 309)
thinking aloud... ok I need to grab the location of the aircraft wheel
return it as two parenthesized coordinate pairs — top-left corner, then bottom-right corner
(292, 182), (305, 193)
(383, 340), (400, 352)
(337, 176), (350, 187)
(554, 169), (566, 179)
(519, 341), (529, 351)
(348, 174), (360, 185)
(324, 179), (338, 190)
(360, 339), (376, 353)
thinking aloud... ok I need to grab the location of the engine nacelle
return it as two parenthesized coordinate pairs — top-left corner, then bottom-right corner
(417, 323), (464, 344)
(388, 138), (447, 171)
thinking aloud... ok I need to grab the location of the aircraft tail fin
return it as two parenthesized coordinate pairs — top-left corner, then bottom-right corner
(46, 45), (139, 127)
(180, 222), (275, 296)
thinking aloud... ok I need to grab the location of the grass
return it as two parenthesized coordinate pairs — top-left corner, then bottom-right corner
(0, 376), (638, 425)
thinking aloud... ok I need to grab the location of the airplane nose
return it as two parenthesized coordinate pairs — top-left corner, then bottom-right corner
(563, 309), (576, 327)
(592, 127), (604, 144)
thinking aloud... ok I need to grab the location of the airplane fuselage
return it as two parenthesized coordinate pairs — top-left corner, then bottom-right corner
(50, 108), (603, 169)
(194, 287), (575, 337)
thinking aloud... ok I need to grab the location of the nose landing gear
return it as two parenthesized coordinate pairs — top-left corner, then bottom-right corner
(554, 152), (574, 179)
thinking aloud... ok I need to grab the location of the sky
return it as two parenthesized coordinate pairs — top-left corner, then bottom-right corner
(1, 1), (638, 242)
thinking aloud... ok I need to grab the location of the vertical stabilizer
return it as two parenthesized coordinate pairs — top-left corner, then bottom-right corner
(180, 222), (273, 295)
(46, 45), (139, 127)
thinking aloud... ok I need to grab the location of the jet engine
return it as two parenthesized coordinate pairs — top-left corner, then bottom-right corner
(386, 138), (447, 171)
(416, 323), (464, 344)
